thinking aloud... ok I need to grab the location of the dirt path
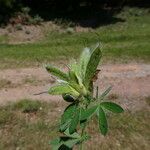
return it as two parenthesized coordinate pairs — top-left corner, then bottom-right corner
(0, 63), (150, 110)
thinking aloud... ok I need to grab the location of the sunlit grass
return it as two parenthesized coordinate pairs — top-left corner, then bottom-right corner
(0, 7), (150, 69)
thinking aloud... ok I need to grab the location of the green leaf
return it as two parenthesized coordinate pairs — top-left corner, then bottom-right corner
(60, 103), (77, 132)
(69, 60), (83, 86)
(50, 138), (60, 145)
(65, 139), (80, 148)
(69, 108), (80, 134)
(99, 86), (112, 100)
(69, 82), (81, 94)
(59, 145), (72, 150)
(64, 129), (81, 139)
(80, 105), (98, 121)
(100, 102), (124, 113)
(80, 108), (87, 128)
(58, 145), (71, 150)
(48, 84), (79, 97)
(46, 65), (68, 81)
(60, 119), (71, 132)
(79, 47), (91, 79)
(84, 43), (102, 88)
(51, 137), (76, 150)
(97, 107), (108, 136)
(69, 71), (79, 84)
(50, 138), (61, 150)
(61, 104), (77, 125)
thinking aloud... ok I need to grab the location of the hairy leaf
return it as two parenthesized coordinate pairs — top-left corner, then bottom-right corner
(69, 60), (83, 86)
(69, 108), (80, 134)
(46, 65), (68, 81)
(84, 43), (102, 88)
(69, 82), (81, 94)
(100, 102), (124, 113)
(61, 104), (77, 124)
(97, 107), (108, 136)
(80, 105), (98, 121)
(69, 70), (79, 84)
(48, 84), (79, 97)
(79, 47), (91, 79)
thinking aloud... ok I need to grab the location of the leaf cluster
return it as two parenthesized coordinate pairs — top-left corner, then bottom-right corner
(46, 43), (124, 150)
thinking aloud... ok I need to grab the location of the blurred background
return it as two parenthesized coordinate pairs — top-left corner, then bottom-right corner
(0, 0), (150, 149)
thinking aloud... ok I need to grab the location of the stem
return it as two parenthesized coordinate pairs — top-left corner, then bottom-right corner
(79, 127), (85, 150)
(79, 142), (83, 150)
(79, 119), (87, 150)
(79, 98), (89, 150)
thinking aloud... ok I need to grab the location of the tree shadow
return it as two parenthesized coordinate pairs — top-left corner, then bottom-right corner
(31, 6), (125, 28)
(76, 8), (125, 28)
(0, 2), (125, 28)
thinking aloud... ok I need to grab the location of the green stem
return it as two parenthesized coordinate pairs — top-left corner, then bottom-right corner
(79, 98), (89, 150)
(79, 116), (87, 150)
(79, 128), (85, 150)
(79, 142), (83, 150)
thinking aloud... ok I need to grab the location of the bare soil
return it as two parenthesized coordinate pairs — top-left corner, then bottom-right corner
(0, 63), (150, 111)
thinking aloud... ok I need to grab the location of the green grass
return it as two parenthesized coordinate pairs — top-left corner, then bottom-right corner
(0, 100), (60, 150)
(0, 7), (150, 69)
(13, 99), (42, 113)
(0, 99), (149, 150)
(0, 34), (8, 44)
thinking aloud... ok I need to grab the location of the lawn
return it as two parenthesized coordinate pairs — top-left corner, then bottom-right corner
(0, 99), (149, 150)
(0, 7), (150, 69)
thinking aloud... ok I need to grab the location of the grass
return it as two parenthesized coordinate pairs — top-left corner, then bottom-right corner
(0, 99), (149, 150)
(0, 99), (60, 150)
(0, 7), (150, 69)
(0, 34), (8, 44)
(13, 99), (42, 113)
(86, 110), (150, 150)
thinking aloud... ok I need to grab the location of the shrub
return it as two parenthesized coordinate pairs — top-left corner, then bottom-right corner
(15, 23), (23, 30)
(46, 43), (124, 150)
(8, 7), (43, 25)
(28, 15), (43, 25)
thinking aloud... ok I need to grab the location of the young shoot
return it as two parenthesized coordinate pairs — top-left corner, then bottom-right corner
(46, 43), (124, 150)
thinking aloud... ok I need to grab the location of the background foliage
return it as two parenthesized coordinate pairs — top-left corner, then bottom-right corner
(0, 0), (149, 24)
